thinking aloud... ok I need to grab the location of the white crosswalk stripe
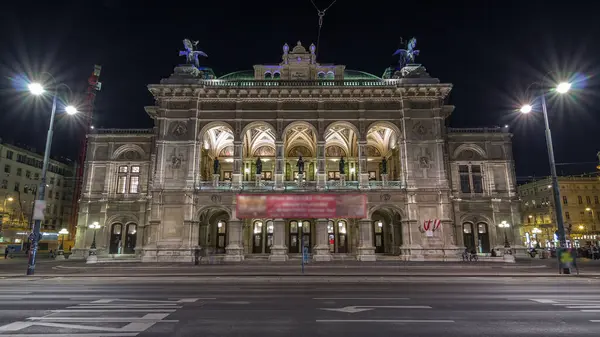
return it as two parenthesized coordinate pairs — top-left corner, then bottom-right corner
(531, 298), (600, 322)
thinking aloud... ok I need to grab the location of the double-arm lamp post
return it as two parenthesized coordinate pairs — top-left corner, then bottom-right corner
(26, 78), (78, 275)
(519, 80), (572, 274)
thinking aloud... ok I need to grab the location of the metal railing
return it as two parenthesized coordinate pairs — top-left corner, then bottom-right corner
(447, 127), (507, 134)
(195, 180), (404, 192)
(202, 79), (396, 88)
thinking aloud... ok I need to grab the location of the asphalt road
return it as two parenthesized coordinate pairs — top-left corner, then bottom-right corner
(0, 276), (599, 336)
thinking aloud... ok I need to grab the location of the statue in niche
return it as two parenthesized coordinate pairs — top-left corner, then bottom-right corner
(213, 157), (220, 175)
(339, 156), (346, 174)
(419, 156), (431, 169)
(256, 157), (263, 175)
(381, 157), (388, 175)
(297, 155), (305, 175)
(171, 153), (183, 169)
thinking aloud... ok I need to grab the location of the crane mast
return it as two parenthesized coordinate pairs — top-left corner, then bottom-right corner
(69, 65), (102, 241)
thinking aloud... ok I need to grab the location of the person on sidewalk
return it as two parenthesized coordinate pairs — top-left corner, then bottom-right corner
(4, 247), (8, 259)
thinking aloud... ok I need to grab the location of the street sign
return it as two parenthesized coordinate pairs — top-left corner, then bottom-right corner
(557, 248), (578, 274)
(32, 200), (46, 221)
(320, 305), (431, 313)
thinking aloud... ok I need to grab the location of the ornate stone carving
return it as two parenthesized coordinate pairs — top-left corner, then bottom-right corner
(324, 102), (359, 110)
(202, 102), (236, 110)
(365, 145), (381, 157)
(168, 101), (190, 110)
(412, 121), (430, 139)
(419, 156), (431, 169)
(171, 122), (187, 138)
(254, 146), (275, 157)
(211, 194), (221, 203)
(118, 151), (143, 161)
(170, 151), (184, 170)
(281, 102), (318, 110)
(325, 145), (346, 157)
(380, 193), (391, 202)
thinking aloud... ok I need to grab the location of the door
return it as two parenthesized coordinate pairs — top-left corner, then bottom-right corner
(337, 220), (348, 253)
(374, 220), (384, 253)
(289, 221), (299, 254)
(265, 220), (274, 254)
(216, 220), (227, 254)
(300, 220), (311, 252)
(252, 221), (264, 253)
(124, 223), (137, 254)
(477, 222), (490, 253)
(327, 221), (335, 253)
(109, 223), (122, 254)
(463, 223), (475, 251)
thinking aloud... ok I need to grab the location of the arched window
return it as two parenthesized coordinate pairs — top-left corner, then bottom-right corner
(318, 72), (325, 80)
(326, 71), (335, 80)
(264, 72), (272, 80)
(273, 72), (281, 80)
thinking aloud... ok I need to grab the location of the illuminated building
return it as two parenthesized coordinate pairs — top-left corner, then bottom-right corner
(71, 41), (520, 262)
(518, 175), (600, 248)
(0, 139), (76, 251)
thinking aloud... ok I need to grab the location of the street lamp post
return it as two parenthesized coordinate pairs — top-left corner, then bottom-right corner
(26, 79), (77, 276)
(88, 222), (101, 252)
(520, 81), (571, 274)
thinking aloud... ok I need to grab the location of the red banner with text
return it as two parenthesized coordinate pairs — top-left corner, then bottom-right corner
(236, 194), (367, 219)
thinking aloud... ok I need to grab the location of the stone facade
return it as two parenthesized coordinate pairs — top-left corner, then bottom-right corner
(71, 41), (521, 262)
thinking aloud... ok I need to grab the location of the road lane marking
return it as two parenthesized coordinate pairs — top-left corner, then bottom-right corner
(92, 298), (202, 304)
(68, 305), (183, 309)
(316, 319), (455, 323)
(320, 305), (431, 313)
(28, 313), (175, 322)
(52, 309), (178, 313)
(313, 297), (409, 300)
(0, 332), (139, 337)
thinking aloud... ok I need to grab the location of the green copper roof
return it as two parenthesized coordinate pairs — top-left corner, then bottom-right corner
(219, 69), (382, 81)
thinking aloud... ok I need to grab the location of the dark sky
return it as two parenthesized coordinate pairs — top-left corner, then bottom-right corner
(0, 0), (598, 180)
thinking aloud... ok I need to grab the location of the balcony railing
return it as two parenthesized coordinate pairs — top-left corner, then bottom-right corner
(91, 128), (155, 135)
(447, 127), (508, 134)
(201, 79), (397, 88)
(195, 180), (404, 191)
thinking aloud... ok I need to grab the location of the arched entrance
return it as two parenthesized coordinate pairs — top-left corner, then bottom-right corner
(477, 222), (490, 253)
(370, 207), (402, 255)
(327, 219), (348, 253)
(109, 222), (138, 254)
(463, 223), (475, 251)
(252, 219), (274, 254)
(289, 220), (311, 253)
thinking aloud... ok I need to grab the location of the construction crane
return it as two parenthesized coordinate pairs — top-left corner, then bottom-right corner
(69, 65), (102, 242)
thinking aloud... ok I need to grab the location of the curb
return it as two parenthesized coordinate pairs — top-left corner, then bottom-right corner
(0, 273), (595, 278)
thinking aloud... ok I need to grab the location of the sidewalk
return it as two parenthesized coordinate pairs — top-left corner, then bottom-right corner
(0, 259), (598, 278)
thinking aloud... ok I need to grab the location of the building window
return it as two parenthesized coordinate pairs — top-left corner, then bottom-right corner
(34, 173), (39, 180)
(116, 165), (140, 194)
(3, 165), (9, 173)
(458, 164), (483, 193)
(1, 179), (7, 189)
(25, 170), (31, 178)
(56, 179), (61, 187)
(129, 176), (139, 193)
(565, 212), (570, 220)
(459, 165), (470, 193)
(16, 168), (22, 176)
(578, 196), (583, 204)
(55, 192), (60, 200)
(563, 196), (568, 205)
(586, 196), (591, 204)
(49, 177), (54, 185)
(14, 182), (19, 192)
(6, 150), (13, 160)
(580, 211), (585, 219)
(595, 196), (599, 204)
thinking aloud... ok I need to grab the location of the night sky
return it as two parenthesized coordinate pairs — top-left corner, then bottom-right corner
(0, 0), (598, 181)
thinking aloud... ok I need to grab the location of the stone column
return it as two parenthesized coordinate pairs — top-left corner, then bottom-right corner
(316, 141), (327, 190)
(357, 141), (369, 189)
(231, 140), (243, 189)
(313, 218), (332, 261)
(357, 219), (376, 261)
(274, 141), (285, 190)
(199, 223), (209, 247)
(224, 219), (244, 262)
(269, 218), (288, 261)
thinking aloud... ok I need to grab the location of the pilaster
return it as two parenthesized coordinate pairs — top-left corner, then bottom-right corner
(356, 219), (376, 261)
(269, 218), (288, 261)
(357, 141), (369, 189)
(224, 219), (244, 262)
(231, 141), (243, 189)
(312, 218), (332, 261)
(274, 141), (285, 190)
(316, 141), (326, 190)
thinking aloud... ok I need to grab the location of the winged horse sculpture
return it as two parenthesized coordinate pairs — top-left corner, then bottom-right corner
(179, 39), (208, 68)
(393, 37), (420, 67)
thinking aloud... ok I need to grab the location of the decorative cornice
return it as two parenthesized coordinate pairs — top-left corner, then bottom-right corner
(147, 82), (452, 100)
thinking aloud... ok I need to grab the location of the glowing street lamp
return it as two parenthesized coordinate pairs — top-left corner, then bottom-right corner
(498, 221), (511, 248)
(88, 221), (101, 253)
(25, 76), (78, 276)
(517, 79), (573, 274)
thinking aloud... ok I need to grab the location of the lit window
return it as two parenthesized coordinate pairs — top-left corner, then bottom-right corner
(131, 166), (140, 173)
(129, 176), (139, 194)
(117, 176), (127, 194)
(119, 166), (128, 173)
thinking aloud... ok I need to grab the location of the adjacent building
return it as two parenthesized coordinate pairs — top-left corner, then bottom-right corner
(71, 40), (521, 262)
(0, 139), (76, 251)
(518, 175), (600, 248)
